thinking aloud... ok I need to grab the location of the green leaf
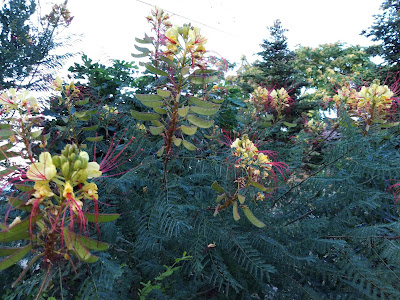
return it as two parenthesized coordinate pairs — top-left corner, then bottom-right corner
(190, 106), (219, 116)
(30, 129), (43, 138)
(153, 107), (167, 114)
(151, 120), (163, 127)
(84, 213), (120, 223)
(136, 94), (163, 102)
(134, 44), (150, 53)
(131, 110), (160, 121)
(64, 228), (98, 263)
(172, 136), (182, 147)
(157, 89), (171, 98)
(159, 56), (177, 68)
(181, 125), (197, 135)
(75, 98), (89, 106)
(82, 125), (98, 131)
(0, 244), (32, 270)
(0, 215), (42, 242)
(187, 115), (214, 128)
(149, 126), (164, 135)
(131, 52), (148, 58)
(178, 107), (189, 117)
(182, 140), (197, 151)
(135, 36), (152, 44)
(233, 201), (240, 221)
(74, 111), (86, 118)
(8, 197), (32, 212)
(241, 205), (266, 228)
(249, 181), (267, 191)
(157, 146), (165, 157)
(141, 101), (164, 108)
(0, 247), (24, 257)
(14, 184), (33, 192)
(0, 128), (12, 138)
(283, 121), (297, 128)
(145, 64), (169, 77)
(238, 194), (245, 204)
(190, 75), (218, 84)
(216, 193), (226, 202)
(189, 97), (219, 108)
(65, 229), (109, 252)
(211, 181), (224, 193)
(86, 136), (103, 142)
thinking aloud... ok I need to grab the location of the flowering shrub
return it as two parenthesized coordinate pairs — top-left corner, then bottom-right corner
(331, 80), (397, 133)
(212, 134), (288, 227)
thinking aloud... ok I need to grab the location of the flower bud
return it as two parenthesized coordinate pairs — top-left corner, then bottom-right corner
(73, 159), (82, 170)
(52, 155), (61, 168)
(68, 153), (76, 162)
(78, 169), (88, 183)
(61, 162), (70, 178)
(80, 158), (88, 169)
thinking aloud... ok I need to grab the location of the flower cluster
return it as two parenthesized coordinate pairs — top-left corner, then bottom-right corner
(26, 144), (101, 218)
(305, 119), (326, 134)
(248, 86), (292, 117)
(0, 88), (39, 113)
(164, 24), (207, 64)
(331, 80), (395, 126)
(231, 134), (273, 180)
(146, 6), (172, 32)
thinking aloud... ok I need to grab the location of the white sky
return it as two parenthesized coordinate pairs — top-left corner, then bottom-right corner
(62, 0), (382, 66)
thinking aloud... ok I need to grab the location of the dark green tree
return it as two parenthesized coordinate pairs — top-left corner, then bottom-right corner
(254, 19), (303, 96)
(362, 0), (400, 71)
(0, 0), (73, 90)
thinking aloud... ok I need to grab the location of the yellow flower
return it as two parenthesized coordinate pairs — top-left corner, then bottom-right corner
(79, 151), (102, 178)
(33, 182), (54, 199)
(82, 182), (99, 200)
(63, 181), (74, 198)
(27, 152), (57, 182)
(87, 162), (102, 178)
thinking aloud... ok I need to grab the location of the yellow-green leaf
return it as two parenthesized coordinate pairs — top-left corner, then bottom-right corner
(172, 136), (182, 147)
(0, 244), (32, 270)
(283, 121), (297, 128)
(151, 120), (163, 127)
(238, 194), (245, 204)
(190, 75), (218, 84)
(141, 101), (164, 108)
(157, 89), (171, 98)
(182, 140), (197, 151)
(216, 193), (226, 202)
(153, 107), (167, 114)
(190, 106), (219, 116)
(74, 111), (86, 118)
(145, 63), (169, 77)
(131, 110), (160, 121)
(233, 201), (240, 221)
(86, 136), (103, 142)
(149, 126), (164, 135)
(211, 181), (224, 193)
(181, 125), (197, 135)
(31, 129), (43, 138)
(249, 181), (267, 191)
(82, 125), (98, 131)
(84, 213), (120, 223)
(188, 97), (218, 108)
(178, 107), (189, 117)
(241, 205), (266, 228)
(157, 146), (165, 157)
(75, 99), (89, 106)
(187, 115), (214, 128)
(136, 94), (163, 102)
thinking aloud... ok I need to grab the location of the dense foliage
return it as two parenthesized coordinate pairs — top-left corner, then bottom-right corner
(1, 2), (400, 300)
